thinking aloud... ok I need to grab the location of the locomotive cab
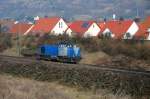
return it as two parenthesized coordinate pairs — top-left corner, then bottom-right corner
(58, 42), (81, 63)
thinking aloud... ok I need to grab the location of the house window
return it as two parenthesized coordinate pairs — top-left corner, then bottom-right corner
(125, 32), (131, 39)
(59, 22), (63, 28)
(61, 22), (63, 28)
(59, 22), (61, 28)
(82, 22), (89, 28)
(105, 32), (112, 38)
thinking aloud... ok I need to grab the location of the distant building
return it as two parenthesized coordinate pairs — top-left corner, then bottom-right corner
(134, 16), (150, 40)
(30, 17), (68, 36)
(64, 22), (73, 36)
(98, 20), (139, 39)
(66, 20), (100, 37)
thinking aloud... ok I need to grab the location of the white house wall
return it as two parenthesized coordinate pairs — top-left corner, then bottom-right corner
(84, 23), (100, 37)
(51, 18), (68, 35)
(66, 28), (73, 37)
(103, 28), (110, 34)
(147, 33), (150, 40)
(124, 22), (139, 39)
(147, 28), (150, 40)
(102, 28), (115, 38)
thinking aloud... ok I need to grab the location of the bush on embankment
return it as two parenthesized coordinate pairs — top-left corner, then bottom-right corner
(0, 33), (12, 52)
(99, 39), (150, 61)
(0, 60), (149, 96)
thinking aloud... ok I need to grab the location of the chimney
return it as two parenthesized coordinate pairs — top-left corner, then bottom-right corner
(119, 16), (124, 21)
(34, 16), (40, 21)
(104, 17), (107, 22)
(28, 22), (33, 24)
(134, 17), (141, 23)
(14, 21), (19, 24)
(113, 14), (116, 20)
(44, 15), (48, 18)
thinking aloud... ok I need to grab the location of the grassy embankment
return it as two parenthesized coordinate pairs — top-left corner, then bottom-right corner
(0, 74), (133, 99)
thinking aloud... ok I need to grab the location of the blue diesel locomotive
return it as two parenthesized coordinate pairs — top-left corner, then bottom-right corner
(37, 42), (81, 63)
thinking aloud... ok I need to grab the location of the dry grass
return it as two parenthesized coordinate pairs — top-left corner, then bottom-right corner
(80, 51), (110, 65)
(1, 47), (20, 56)
(0, 74), (132, 99)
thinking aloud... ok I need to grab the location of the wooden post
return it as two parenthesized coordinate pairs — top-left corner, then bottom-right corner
(0, 23), (1, 34)
(17, 23), (21, 56)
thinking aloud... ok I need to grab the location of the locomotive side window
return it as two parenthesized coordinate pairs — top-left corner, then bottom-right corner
(41, 47), (45, 54)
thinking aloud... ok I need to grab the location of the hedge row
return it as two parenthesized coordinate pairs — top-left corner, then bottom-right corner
(0, 59), (150, 96)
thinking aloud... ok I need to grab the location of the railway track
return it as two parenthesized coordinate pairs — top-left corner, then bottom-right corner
(0, 55), (36, 64)
(0, 55), (150, 76)
(1, 55), (150, 95)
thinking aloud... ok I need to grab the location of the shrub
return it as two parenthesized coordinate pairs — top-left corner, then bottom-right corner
(79, 37), (100, 52)
(0, 33), (12, 52)
(20, 35), (38, 50)
(37, 34), (70, 45)
(99, 39), (150, 62)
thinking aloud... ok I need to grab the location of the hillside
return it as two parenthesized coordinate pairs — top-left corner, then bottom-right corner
(0, 0), (150, 19)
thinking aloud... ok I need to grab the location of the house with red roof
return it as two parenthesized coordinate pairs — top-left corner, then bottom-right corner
(123, 20), (139, 39)
(98, 20), (139, 39)
(9, 22), (34, 36)
(30, 17), (68, 36)
(98, 22), (114, 38)
(98, 22), (106, 33)
(65, 22), (73, 36)
(66, 21), (100, 37)
(134, 16), (150, 40)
